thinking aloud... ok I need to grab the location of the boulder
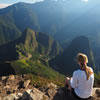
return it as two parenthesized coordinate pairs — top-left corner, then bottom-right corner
(4, 85), (10, 89)
(18, 80), (31, 89)
(18, 80), (25, 89)
(8, 75), (15, 81)
(21, 88), (47, 100)
(92, 88), (100, 99)
(21, 91), (32, 100)
(24, 80), (30, 88)
(47, 83), (57, 89)
(3, 94), (16, 100)
(47, 88), (57, 99)
(1, 76), (8, 81)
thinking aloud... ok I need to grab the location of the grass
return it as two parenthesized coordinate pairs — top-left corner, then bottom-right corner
(11, 59), (65, 87)
(24, 74), (65, 87)
(94, 72), (100, 87)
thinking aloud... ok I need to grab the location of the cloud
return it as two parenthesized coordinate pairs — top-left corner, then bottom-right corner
(0, 4), (12, 9)
(81, 0), (88, 2)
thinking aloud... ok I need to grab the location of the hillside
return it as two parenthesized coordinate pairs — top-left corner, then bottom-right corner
(0, 1), (100, 69)
(0, 28), (64, 84)
(0, 0), (100, 48)
(0, 2), (39, 45)
(0, 28), (62, 62)
(49, 36), (96, 75)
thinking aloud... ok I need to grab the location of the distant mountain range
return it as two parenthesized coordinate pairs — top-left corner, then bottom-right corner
(0, 0), (99, 76)
(0, 0), (100, 48)
(0, 29), (96, 75)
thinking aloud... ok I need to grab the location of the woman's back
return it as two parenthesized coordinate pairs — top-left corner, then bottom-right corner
(66, 53), (94, 99)
(72, 67), (94, 99)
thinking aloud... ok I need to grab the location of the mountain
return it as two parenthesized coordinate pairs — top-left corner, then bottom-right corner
(0, 28), (62, 62)
(0, 14), (21, 45)
(1, 0), (100, 48)
(49, 36), (96, 75)
(0, 2), (40, 45)
(0, 28), (64, 83)
(0, 0), (100, 73)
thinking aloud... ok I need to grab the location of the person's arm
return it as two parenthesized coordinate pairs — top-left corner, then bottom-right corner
(70, 71), (78, 88)
(65, 77), (72, 90)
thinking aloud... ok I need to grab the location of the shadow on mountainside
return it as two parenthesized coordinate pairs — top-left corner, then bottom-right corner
(0, 62), (15, 76)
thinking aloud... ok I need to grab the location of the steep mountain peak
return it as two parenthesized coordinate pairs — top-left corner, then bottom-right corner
(21, 28), (38, 50)
(0, 29), (62, 61)
(49, 36), (95, 75)
(68, 36), (90, 51)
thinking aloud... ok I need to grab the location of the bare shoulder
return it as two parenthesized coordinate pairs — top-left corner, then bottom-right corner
(87, 66), (94, 72)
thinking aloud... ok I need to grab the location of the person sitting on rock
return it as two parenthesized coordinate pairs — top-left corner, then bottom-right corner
(66, 53), (94, 100)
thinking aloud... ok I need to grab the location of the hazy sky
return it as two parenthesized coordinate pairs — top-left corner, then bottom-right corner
(0, 0), (43, 8)
(0, 0), (90, 9)
(0, 0), (43, 4)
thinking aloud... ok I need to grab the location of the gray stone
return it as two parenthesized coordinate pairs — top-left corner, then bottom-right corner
(3, 94), (16, 100)
(8, 75), (15, 81)
(47, 88), (57, 99)
(47, 83), (57, 89)
(21, 88), (45, 100)
(2, 76), (8, 81)
(24, 80), (30, 88)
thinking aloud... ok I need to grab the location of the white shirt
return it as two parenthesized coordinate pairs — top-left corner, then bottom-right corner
(70, 67), (94, 99)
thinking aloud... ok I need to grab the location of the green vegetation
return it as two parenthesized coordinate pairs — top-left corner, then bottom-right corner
(94, 72), (100, 87)
(0, 28), (62, 62)
(11, 59), (64, 79)
(0, 13), (21, 45)
(0, 1), (100, 88)
(49, 36), (96, 75)
(11, 59), (65, 87)
(24, 73), (65, 87)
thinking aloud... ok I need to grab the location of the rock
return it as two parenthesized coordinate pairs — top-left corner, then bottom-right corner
(17, 93), (23, 97)
(53, 87), (69, 100)
(30, 88), (44, 100)
(0, 97), (2, 100)
(47, 83), (57, 89)
(92, 88), (100, 99)
(0, 75), (99, 100)
(21, 88), (46, 100)
(18, 80), (31, 89)
(1, 76), (8, 81)
(24, 80), (30, 88)
(18, 80), (25, 89)
(7, 90), (12, 95)
(3, 94), (16, 100)
(8, 75), (15, 81)
(21, 91), (32, 100)
(4, 85), (10, 89)
(47, 88), (57, 99)
(41, 95), (49, 100)
(53, 87), (97, 100)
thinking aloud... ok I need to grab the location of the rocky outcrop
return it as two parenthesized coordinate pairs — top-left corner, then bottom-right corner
(0, 75), (57, 100)
(0, 75), (100, 100)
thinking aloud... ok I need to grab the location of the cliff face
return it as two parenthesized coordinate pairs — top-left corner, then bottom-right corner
(0, 28), (62, 62)
(0, 74), (100, 100)
(49, 36), (96, 75)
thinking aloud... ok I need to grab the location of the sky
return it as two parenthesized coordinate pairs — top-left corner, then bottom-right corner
(0, 0), (43, 8)
(0, 0), (89, 9)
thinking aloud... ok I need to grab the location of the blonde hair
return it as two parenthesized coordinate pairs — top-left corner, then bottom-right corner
(77, 53), (93, 80)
